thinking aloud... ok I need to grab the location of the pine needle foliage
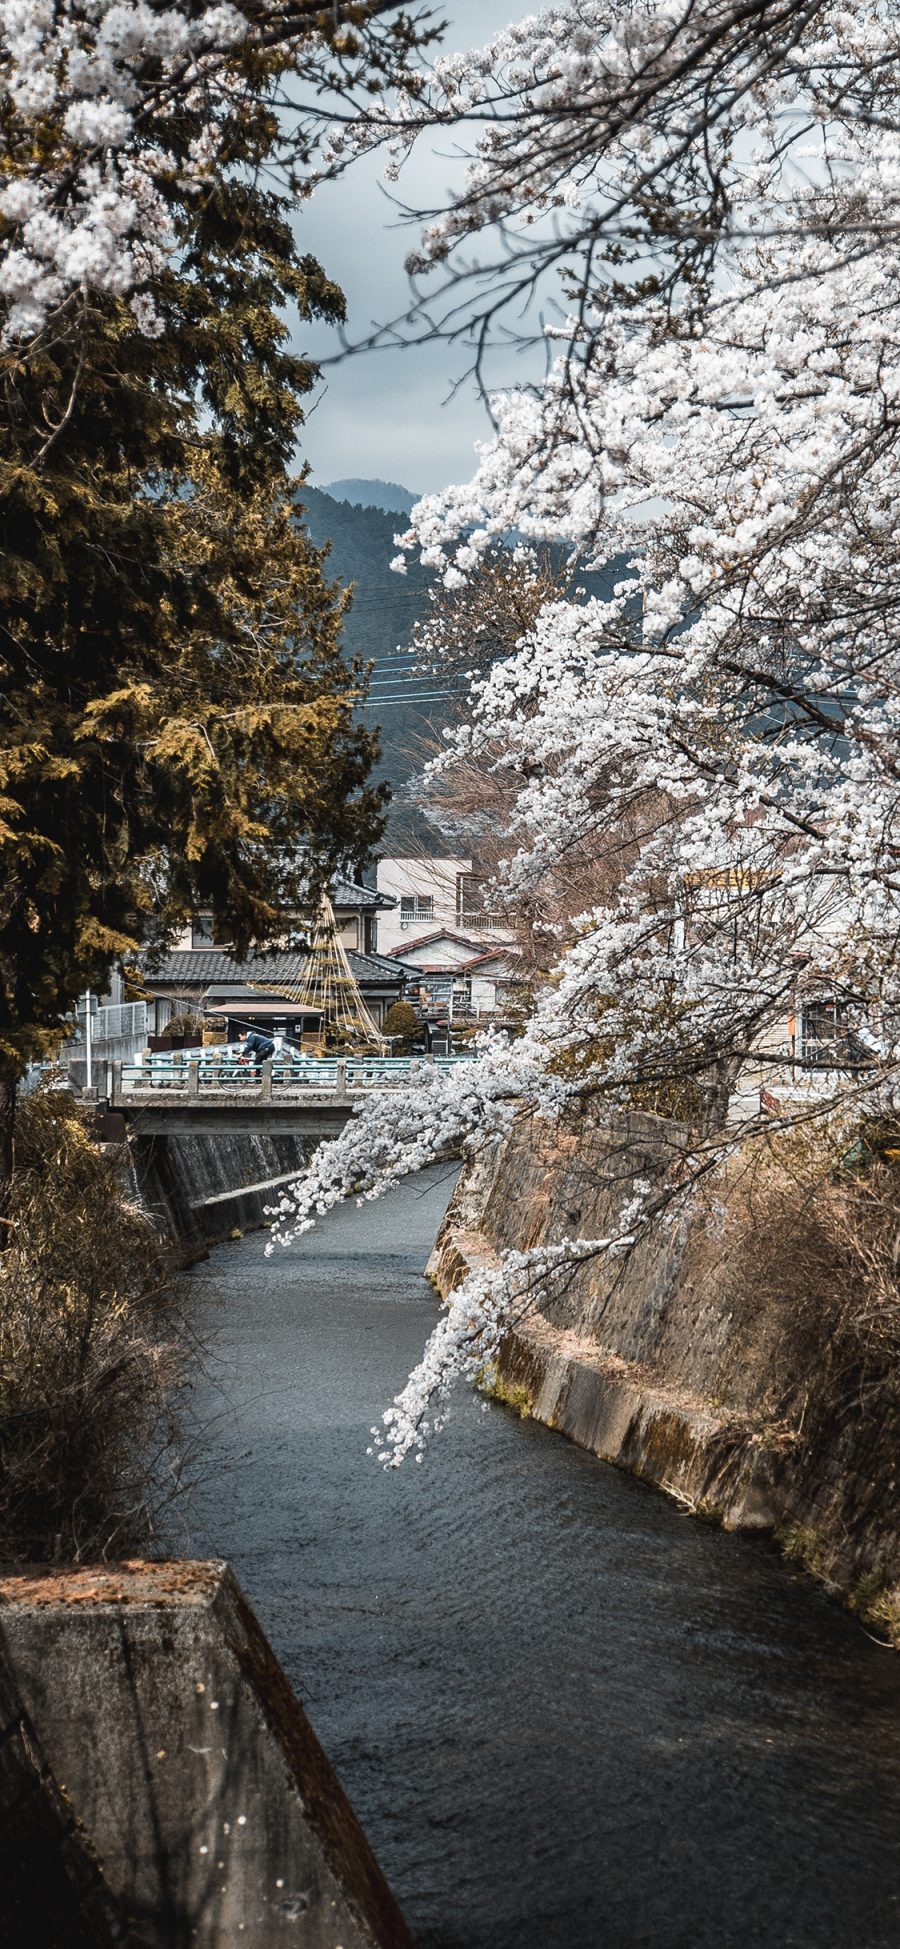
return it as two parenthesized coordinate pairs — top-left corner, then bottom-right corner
(382, 1000), (420, 1049)
(0, 43), (389, 1174)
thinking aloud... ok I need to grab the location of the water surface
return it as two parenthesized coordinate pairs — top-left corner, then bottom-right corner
(183, 1166), (900, 1949)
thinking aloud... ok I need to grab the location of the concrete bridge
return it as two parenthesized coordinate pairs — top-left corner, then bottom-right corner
(106, 1051), (471, 1138)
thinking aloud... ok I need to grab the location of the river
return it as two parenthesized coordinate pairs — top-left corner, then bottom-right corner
(181, 1165), (900, 1949)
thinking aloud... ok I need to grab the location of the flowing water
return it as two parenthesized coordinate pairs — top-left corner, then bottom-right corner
(182, 1165), (900, 1949)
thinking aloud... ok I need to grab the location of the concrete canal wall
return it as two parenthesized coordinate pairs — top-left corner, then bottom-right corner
(0, 1561), (413, 1949)
(132, 1131), (309, 1260)
(429, 1113), (900, 1631)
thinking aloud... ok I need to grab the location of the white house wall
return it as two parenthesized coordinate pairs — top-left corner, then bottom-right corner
(376, 857), (472, 954)
(470, 973), (498, 1013)
(396, 936), (479, 969)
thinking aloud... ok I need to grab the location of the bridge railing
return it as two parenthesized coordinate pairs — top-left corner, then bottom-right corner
(113, 1048), (474, 1102)
(345, 1057), (411, 1087)
(272, 1060), (339, 1091)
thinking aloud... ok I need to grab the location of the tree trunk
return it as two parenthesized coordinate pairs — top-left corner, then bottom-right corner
(0, 1064), (17, 1229)
(703, 1055), (742, 1134)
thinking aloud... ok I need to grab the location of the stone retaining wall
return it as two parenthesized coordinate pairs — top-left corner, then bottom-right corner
(429, 1114), (900, 1627)
(132, 1131), (310, 1261)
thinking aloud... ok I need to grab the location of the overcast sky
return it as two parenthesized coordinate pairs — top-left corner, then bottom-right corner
(293, 1), (530, 499)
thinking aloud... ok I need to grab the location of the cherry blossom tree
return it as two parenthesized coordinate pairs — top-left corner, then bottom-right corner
(0, 0), (432, 341)
(270, 1), (900, 1462)
(8, 1), (895, 1462)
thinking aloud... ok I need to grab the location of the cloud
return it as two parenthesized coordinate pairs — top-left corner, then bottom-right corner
(290, 1), (535, 496)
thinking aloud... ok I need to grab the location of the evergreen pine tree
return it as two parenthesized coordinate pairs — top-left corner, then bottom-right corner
(0, 55), (388, 1195)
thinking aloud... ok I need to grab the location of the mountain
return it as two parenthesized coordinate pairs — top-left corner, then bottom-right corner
(298, 484), (445, 848)
(299, 485), (435, 677)
(297, 481), (636, 852)
(322, 477), (418, 516)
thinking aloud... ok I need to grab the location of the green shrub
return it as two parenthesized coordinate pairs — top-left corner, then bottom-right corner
(382, 1001), (421, 1051)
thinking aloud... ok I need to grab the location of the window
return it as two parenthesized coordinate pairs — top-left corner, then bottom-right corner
(400, 894), (434, 923)
(191, 914), (232, 950)
(798, 998), (872, 1069)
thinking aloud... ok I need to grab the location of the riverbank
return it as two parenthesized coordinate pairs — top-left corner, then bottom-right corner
(428, 1115), (900, 1644)
(181, 1168), (900, 1949)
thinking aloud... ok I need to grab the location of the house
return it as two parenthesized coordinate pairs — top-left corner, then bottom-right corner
(174, 876), (393, 959)
(67, 878), (401, 1073)
(465, 949), (518, 1018)
(388, 932), (518, 1021)
(142, 945), (411, 1044)
(376, 856), (516, 955)
(676, 865), (881, 1122)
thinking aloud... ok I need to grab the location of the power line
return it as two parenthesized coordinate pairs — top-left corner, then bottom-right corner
(364, 676), (461, 691)
(360, 692), (460, 706)
(365, 679), (464, 695)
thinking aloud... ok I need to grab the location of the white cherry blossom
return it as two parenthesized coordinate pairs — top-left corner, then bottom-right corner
(275, 2), (900, 1461)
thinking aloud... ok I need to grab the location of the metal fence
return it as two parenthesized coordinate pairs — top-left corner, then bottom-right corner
(454, 912), (513, 933)
(92, 1001), (149, 1042)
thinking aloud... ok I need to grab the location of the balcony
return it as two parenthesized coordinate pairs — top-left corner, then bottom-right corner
(455, 911), (514, 934)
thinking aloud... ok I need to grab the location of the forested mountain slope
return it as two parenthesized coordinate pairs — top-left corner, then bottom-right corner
(323, 478), (418, 516)
(298, 482), (633, 851)
(298, 486), (445, 846)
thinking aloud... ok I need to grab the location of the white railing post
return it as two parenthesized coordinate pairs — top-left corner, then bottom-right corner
(84, 989), (93, 1091)
(336, 1058), (347, 1099)
(260, 1057), (273, 1101)
(187, 1060), (199, 1101)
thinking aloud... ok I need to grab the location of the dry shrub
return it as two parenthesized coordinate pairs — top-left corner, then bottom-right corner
(0, 1090), (190, 1562)
(728, 1125), (900, 1415)
(822, 1145), (900, 1379)
(699, 1129), (900, 1638)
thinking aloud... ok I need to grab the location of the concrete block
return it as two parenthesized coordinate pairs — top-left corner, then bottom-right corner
(0, 1560), (413, 1949)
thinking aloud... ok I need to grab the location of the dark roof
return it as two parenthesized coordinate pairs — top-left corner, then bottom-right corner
(348, 949), (418, 982)
(346, 950), (408, 987)
(144, 950), (298, 986)
(144, 947), (407, 994)
(332, 875), (395, 911)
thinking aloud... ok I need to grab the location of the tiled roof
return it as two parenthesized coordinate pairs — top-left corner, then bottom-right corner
(459, 950), (516, 971)
(144, 950), (300, 986)
(333, 875), (395, 911)
(392, 950), (515, 976)
(386, 960), (424, 978)
(346, 950), (408, 986)
(143, 947), (407, 992)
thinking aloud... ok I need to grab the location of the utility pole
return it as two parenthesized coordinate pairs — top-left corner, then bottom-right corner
(84, 990), (93, 1092)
